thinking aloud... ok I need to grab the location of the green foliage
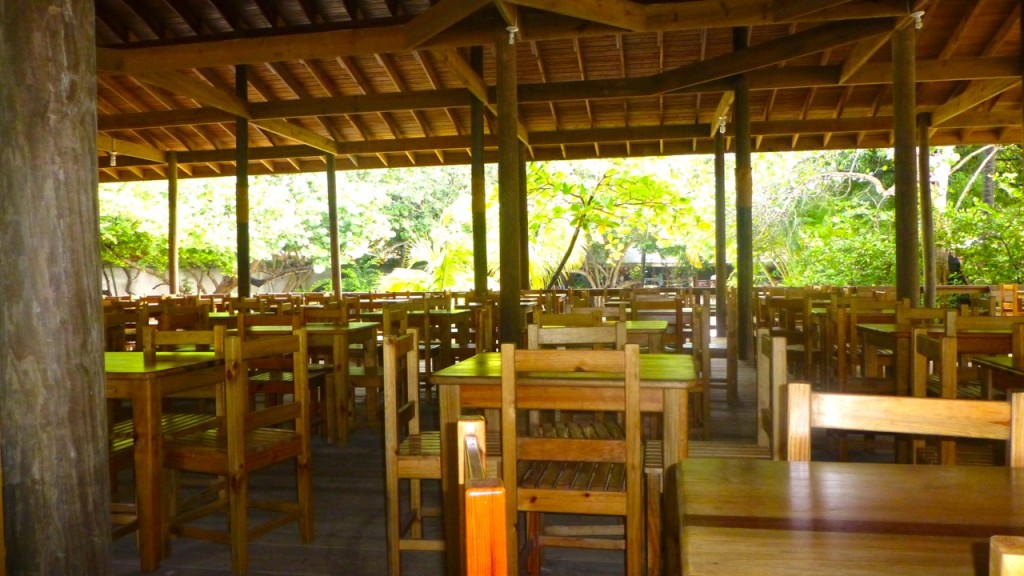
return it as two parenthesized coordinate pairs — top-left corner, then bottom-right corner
(938, 172), (1024, 284)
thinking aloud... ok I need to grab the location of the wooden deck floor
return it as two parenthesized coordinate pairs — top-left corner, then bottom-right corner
(112, 350), (758, 575)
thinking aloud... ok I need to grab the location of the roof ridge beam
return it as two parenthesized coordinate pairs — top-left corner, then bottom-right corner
(405, 0), (490, 48)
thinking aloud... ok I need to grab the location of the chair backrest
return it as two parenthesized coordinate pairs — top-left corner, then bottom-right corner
(381, 303), (410, 337)
(457, 416), (507, 576)
(997, 284), (1022, 317)
(383, 328), (423, 447)
(301, 303), (349, 325)
(571, 303), (628, 322)
(224, 328), (309, 435)
(535, 310), (602, 327)
(911, 327), (957, 398)
(142, 325), (226, 361)
(785, 382), (1023, 466)
(474, 302), (495, 353)
(499, 343), (642, 572)
(755, 327), (787, 458)
(630, 296), (684, 348)
(526, 322), (626, 350)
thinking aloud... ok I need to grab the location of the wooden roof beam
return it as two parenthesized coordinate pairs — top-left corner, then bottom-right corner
(437, 47), (530, 145)
(838, 27), (895, 83)
(95, 1), (912, 74)
(650, 17), (896, 94)
(405, 0), (490, 48)
(772, 0), (855, 22)
(710, 91), (734, 137)
(502, 0), (644, 31)
(931, 78), (1021, 127)
(96, 134), (167, 163)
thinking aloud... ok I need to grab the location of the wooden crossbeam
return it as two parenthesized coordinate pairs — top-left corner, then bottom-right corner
(96, 134), (166, 163)
(94, 2), (911, 73)
(931, 78), (1021, 126)
(405, 0), (490, 48)
(132, 70), (250, 118)
(772, 0), (855, 22)
(437, 48), (530, 145)
(650, 17), (896, 95)
(710, 92), (735, 137)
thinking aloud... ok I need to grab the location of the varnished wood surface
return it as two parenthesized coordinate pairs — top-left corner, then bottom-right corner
(430, 351), (697, 389)
(679, 458), (1024, 537)
(682, 526), (986, 576)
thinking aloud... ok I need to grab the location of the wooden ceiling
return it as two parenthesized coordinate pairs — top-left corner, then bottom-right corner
(95, 0), (1023, 182)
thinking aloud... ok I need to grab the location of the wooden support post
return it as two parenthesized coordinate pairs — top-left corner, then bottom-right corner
(918, 113), (934, 308)
(519, 141), (530, 289)
(893, 23), (919, 305)
(733, 27), (754, 360)
(497, 38), (522, 344)
(168, 151), (180, 294)
(714, 131), (728, 336)
(471, 47), (489, 298)
(0, 1), (111, 571)
(235, 65), (251, 297)
(327, 154), (342, 294)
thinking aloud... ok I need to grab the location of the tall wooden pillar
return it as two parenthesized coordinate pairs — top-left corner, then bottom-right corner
(518, 141), (530, 289)
(918, 113), (934, 307)
(893, 23), (919, 304)
(168, 151), (180, 294)
(733, 27), (754, 360)
(470, 46), (489, 297)
(235, 65), (251, 297)
(497, 39), (522, 343)
(0, 1), (111, 571)
(326, 155), (342, 295)
(714, 131), (728, 336)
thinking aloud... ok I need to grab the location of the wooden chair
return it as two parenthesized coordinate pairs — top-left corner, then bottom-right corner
(997, 284), (1023, 317)
(756, 327), (787, 459)
(457, 416), (507, 576)
(571, 303), (627, 322)
(534, 309), (602, 327)
(991, 535), (1024, 575)
(350, 303), (409, 425)
(500, 343), (644, 575)
(630, 296), (685, 352)
(163, 329), (314, 575)
(452, 300), (495, 362)
(526, 322), (626, 350)
(785, 381), (1023, 467)
(383, 328), (444, 575)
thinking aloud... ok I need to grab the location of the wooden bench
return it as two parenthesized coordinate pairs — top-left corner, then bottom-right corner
(457, 417), (507, 576)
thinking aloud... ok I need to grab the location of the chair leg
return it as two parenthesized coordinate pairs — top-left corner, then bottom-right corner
(646, 472), (662, 576)
(298, 456), (314, 542)
(229, 473), (249, 576)
(385, 475), (401, 576)
(526, 511), (542, 576)
(410, 478), (423, 539)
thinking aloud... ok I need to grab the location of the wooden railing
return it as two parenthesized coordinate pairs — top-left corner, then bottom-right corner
(457, 416), (507, 576)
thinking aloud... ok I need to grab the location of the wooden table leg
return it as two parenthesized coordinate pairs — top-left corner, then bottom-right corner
(439, 384), (464, 576)
(134, 389), (164, 571)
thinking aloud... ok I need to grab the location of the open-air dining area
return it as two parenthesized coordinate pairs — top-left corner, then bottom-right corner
(5, 0), (1024, 575)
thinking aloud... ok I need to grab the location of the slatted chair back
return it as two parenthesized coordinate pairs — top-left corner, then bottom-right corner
(526, 322), (626, 350)
(500, 343), (644, 575)
(571, 303), (628, 322)
(457, 416), (507, 576)
(997, 284), (1023, 317)
(755, 327), (788, 459)
(163, 329), (313, 575)
(535, 310), (602, 327)
(688, 305), (713, 440)
(785, 382), (1024, 467)
(382, 328), (444, 574)
(300, 303), (349, 325)
(141, 325), (225, 361)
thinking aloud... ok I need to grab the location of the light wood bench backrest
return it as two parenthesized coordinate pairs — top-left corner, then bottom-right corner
(457, 417), (507, 576)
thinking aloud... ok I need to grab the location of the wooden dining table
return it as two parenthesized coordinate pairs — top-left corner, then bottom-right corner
(105, 350), (225, 572)
(857, 323), (1016, 397)
(672, 457), (1024, 575)
(431, 351), (700, 576)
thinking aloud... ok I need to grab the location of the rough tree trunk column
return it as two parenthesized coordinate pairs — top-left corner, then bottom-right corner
(893, 22), (920, 304)
(0, 1), (112, 572)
